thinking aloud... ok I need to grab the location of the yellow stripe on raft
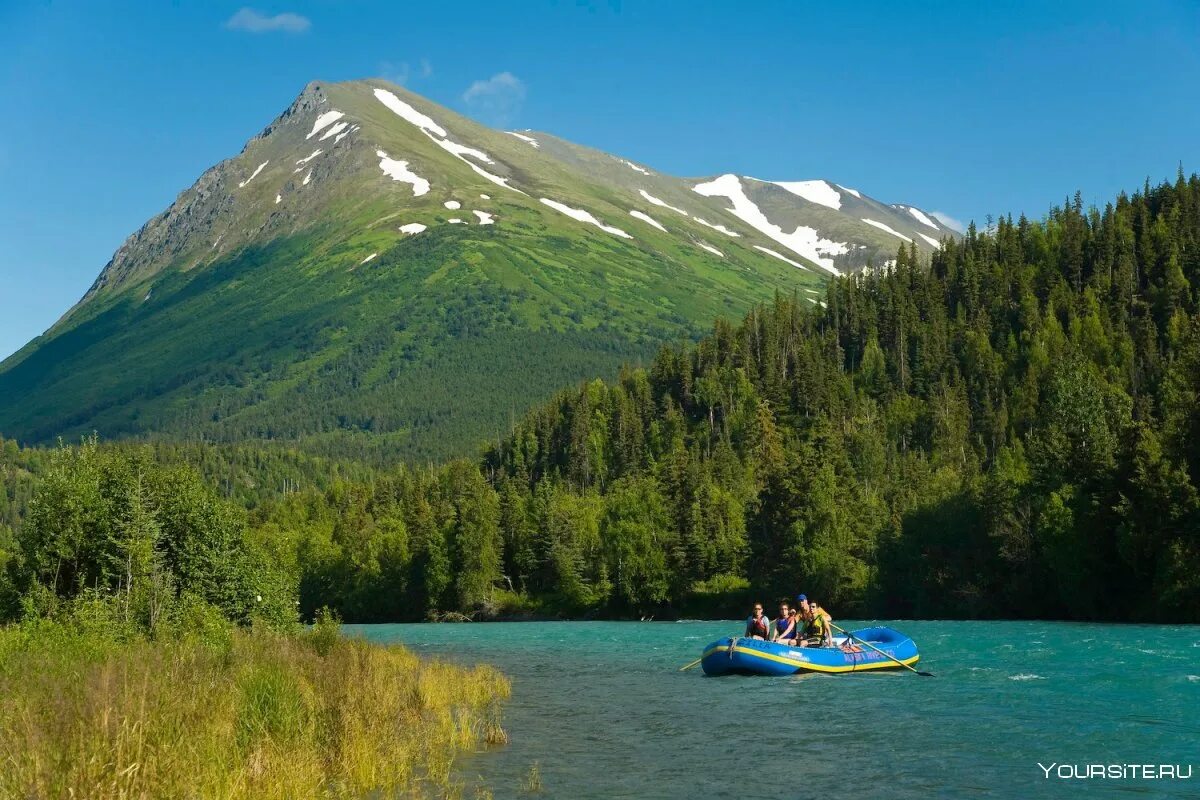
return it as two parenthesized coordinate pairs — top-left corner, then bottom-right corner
(701, 643), (920, 674)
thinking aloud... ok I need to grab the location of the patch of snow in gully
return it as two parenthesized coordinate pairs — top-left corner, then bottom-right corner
(540, 199), (632, 238)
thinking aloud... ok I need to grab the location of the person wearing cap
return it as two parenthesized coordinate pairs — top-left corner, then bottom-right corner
(795, 594), (832, 647)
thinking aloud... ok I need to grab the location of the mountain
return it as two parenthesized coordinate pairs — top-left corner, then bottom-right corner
(0, 78), (955, 462)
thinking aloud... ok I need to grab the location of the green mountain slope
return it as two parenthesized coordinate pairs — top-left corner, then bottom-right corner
(0, 79), (954, 461)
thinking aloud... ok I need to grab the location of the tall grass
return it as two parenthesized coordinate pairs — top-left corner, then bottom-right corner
(0, 616), (509, 799)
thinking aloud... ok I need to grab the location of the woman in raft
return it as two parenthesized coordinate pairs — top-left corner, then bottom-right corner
(771, 600), (797, 644)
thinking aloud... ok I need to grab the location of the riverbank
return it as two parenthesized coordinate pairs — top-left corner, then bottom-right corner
(0, 615), (509, 799)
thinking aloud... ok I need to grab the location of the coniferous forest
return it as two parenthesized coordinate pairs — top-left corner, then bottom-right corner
(3, 173), (1199, 624)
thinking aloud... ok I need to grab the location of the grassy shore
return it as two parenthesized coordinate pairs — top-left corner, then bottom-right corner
(0, 615), (509, 799)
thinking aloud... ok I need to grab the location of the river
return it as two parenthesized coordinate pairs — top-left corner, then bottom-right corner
(348, 620), (1199, 798)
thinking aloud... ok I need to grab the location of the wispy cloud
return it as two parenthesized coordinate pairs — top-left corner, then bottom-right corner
(380, 58), (434, 86)
(930, 211), (966, 233)
(225, 8), (311, 34)
(462, 72), (526, 126)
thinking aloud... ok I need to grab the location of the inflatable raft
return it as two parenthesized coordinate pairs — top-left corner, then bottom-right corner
(700, 626), (919, 676)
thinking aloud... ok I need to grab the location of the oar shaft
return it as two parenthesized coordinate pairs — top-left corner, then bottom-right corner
(679, 657), (703, 671)
(830, 622), (922, 675)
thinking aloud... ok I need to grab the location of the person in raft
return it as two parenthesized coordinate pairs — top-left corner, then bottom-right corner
(744, 603), (770, 640)
(796, 595), (834, 647)
(771, 600), (797, 644)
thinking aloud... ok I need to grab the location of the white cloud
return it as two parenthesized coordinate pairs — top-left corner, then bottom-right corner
(380, 58), (434, 86)
(930, 211), (967, 233)
(225, 8), (311, 34)
(462, 71), (526, 126)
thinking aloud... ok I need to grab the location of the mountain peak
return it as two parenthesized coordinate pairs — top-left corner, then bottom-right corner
(1, 81), (955, 460)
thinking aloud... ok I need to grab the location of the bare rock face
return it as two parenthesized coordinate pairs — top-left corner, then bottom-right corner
(81, 83), (337, 306)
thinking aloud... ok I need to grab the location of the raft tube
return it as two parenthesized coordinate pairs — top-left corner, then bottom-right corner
(699, 626), (919, 676)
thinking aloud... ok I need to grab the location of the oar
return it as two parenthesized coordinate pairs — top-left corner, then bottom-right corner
(679, 657), (703, 672)
(829, 622), (934, 677)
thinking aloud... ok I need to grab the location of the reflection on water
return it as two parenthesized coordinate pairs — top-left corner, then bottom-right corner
(348, 620), (1200, 799)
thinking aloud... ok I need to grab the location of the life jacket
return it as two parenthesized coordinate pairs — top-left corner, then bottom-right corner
(805, 608), (826, 637)
(747, 615), (769, 637)
(776, 616), (795, 640)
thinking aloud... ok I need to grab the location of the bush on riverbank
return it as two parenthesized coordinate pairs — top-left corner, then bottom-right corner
(0, 611), (509, 799)
(0, 438), (510, 798)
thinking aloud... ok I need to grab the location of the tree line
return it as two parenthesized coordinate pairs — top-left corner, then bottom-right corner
(4, 171), (1199, 622)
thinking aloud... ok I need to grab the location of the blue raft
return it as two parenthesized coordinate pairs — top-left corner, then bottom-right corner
(700, 626), (919, 676)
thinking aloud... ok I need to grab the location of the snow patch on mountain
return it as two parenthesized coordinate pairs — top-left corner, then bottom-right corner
(306, 110), (345, 139)
(836, 184), (862, 199)
(375, 88), (523, 192)
(360, 253), (378, 265)
(238, 161), (269, 189)
(275, 193), (281, 204)
(621, 159), (652, 176)
(754, 245), (810, 271)
(629, 210), (667, 232)
(473, 210), (495, 225)
(507, 132), (539, 147)
(376, 150), (431, 196)
(399, 223), (427, 234)
(444, 200), (461, 210)
(448, 218), (465, 224)
(480, 194), (490, 200)
(693, 217), (741, 237)
(541, 199), (632, 238)
(917, 232), (941, 248)
(445, 148), (521, 192)
(296, 149), (322, 166)
(319, 121), (349, 142)
(905, 206), (940, 229)
(696, 241), (723, 257)
(772, 179), (841, 210)
(639, 190), (687, 215)
(693, 174), (845, 274)
(862, 218), (913, 242)
(373, 89), (445, 136)
(438, 139), (495, 164)
(303, 170), (314, 186)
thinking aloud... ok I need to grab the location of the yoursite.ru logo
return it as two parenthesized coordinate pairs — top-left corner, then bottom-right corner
(1038, 763), (1193, 780)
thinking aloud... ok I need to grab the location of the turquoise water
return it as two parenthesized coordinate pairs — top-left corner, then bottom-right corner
(349, 621), (1199, 798)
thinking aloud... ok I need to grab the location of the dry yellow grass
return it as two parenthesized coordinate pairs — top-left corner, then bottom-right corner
(0, 621), (509, 799)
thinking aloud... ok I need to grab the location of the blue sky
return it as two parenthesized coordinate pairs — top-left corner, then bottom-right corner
(1, 1), (1198, 360)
